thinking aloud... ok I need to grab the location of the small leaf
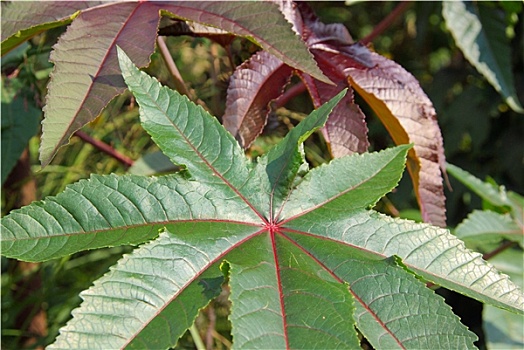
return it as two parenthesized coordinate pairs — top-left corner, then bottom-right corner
(456, 210), (523, 247)
(223, 50), (293, 148)
(443, 1), (524, 113)
(244, 89), (347, 219)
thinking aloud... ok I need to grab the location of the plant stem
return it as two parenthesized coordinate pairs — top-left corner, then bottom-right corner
(483, 240), (518, 261)
(361, 1), (412, 45)
(74, 130), (134, 168)
(274, 81), (307, 109)
(189, 324), (206, 350)
(157, 36), (210, 111)
(206, 305), (216, 350)
(156, 36), (193, 98)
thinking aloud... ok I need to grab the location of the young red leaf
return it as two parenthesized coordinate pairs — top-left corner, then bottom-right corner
(161, 1), (329, 84)
(0, 1), (97, 56)
(223, 51), (293, 147)
(37, 1), (328, 166)
(300, 72), (369, 156)
(41, 2), (161, 166)
(297, 2), (446, 226)
(346, 52), (447, 227)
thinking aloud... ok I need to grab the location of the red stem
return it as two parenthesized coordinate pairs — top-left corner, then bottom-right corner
(482, 240), (518, 261)
(361, 1), (412, 45)
(74, 130), (134, 168)
(273, 81), (307, 109)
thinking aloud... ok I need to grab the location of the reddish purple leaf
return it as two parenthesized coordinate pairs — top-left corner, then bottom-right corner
(295, 2), (446, 226)
(346, 52), (447, 227)
(223, 51), (293, 147)
(38, 1), (327, 166)
(41, 2), (161, 166)
(300, 73), (369, 156)
(158, 19), (235, 48)
(161, 1), (328, 84)
(0, 1), (100, 55)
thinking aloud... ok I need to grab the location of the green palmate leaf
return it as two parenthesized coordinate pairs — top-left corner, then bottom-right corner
(442, 1), (524, 113)
(243, 89), (348, 218)
(456, 210), (523, 247)
(3, 49), (524, 349)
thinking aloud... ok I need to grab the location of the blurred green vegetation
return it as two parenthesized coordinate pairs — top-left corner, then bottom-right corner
(2, 2), (522, 349)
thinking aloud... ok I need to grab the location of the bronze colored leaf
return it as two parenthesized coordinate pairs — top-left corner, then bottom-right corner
(346, 52), (447, 227)
(299, 72), (369, 156)
(223, 51), (293, 147)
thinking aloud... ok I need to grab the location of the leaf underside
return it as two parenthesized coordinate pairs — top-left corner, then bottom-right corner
(223, 50), (293, 148)
(345, 51), (447, 227)
(2, 49), (522, 349)
(0, 1), (99, 56)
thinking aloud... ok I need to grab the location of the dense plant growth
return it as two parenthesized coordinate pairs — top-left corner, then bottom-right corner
(2, 1), (523, 349)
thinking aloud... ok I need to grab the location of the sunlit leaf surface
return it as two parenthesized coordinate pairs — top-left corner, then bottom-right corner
(2, 49), (522, 349)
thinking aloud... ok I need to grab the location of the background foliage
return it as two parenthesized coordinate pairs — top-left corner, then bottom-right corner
(2, 1), (523, 349)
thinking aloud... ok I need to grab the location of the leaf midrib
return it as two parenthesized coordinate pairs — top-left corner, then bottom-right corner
(139, 80), (269, 225)
(2, 218), (260, 242)
(279, 157), (395, 224)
